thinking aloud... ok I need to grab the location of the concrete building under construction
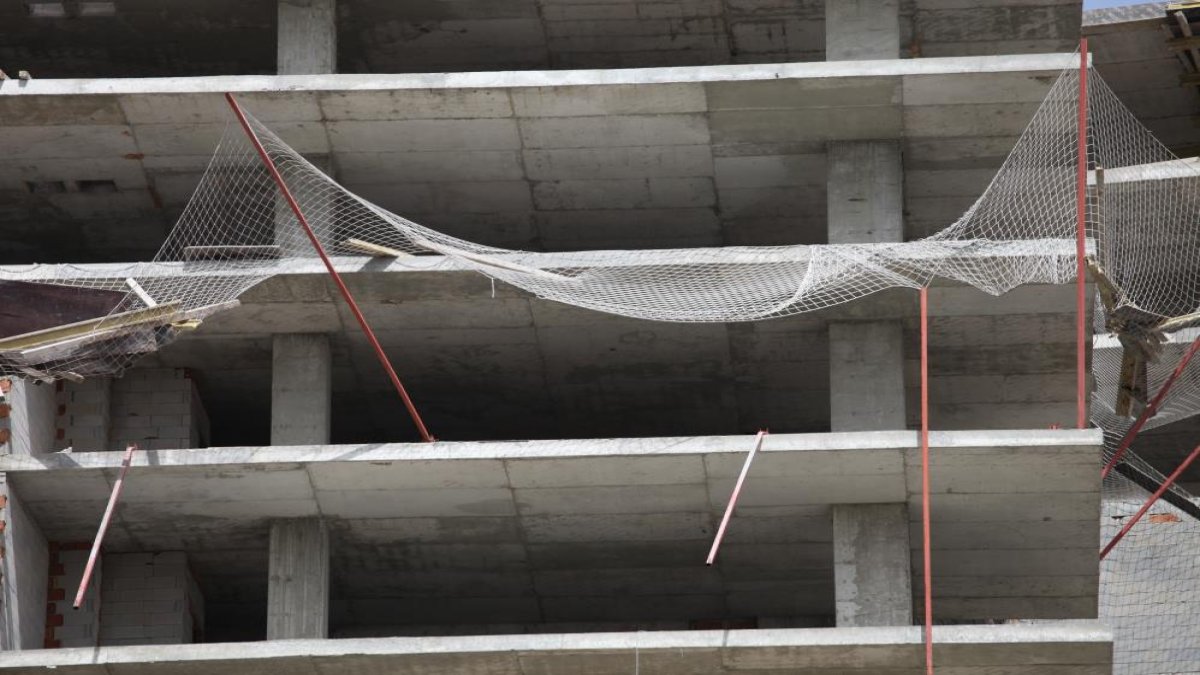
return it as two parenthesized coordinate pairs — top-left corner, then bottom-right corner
(0, 0), (1198, 673)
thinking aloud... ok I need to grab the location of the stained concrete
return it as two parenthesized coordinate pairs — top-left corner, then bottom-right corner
(0, 429), (1101, 636)
(0, 55), (1074, 263)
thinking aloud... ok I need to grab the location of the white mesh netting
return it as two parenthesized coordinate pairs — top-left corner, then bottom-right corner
(3, 62), (1200, 672)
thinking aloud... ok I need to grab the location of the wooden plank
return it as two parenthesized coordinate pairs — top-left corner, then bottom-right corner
(1166, 34), (1200, 50)
(0, 280), (125, 339)
(342, 238), (412, 258)
(0, 303), (181, 352)
(181, 245), (281, 261)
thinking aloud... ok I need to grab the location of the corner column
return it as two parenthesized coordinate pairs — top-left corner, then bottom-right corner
(277, 0), (337, 75)
(267, 519), (329, 639)
(271, 334), (332, 446)
(825, 4), (912, 627)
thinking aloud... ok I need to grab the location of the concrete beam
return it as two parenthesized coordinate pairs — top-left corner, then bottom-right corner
(271, 334), (331, 446)
(277, 0), (336, 75)
(833, 503), (912, 626)
(267, 518), (329, 640)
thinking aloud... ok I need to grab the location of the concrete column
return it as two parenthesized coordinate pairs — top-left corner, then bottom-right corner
(267, 519), (329, 640)
(832, 503), (913, 626)
(827, 141), (906, 432)
(277, 0), (336, 75)
(825, 0), (900, 61)
(6, 380), (56, 455)
(0, 475), (48, 650)
(271, 334), (332, 446)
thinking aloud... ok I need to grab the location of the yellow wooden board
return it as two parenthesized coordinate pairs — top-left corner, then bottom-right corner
(0, 303), (180, 352)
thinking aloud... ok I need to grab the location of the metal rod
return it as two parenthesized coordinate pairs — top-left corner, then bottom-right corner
(74, 444), (136, 609)
(920, 286), (933, 675)
(224, 92), (435, 443)
(1100, 441), (1200, 560)
(1102, 336), (1200, 479)
(1076, 37), (1090, 430)
(705, 430), (768, 566)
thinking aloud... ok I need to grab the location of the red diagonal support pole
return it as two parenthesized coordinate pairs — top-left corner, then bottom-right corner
(1076, 38), (1090, 430)
(706, 430), (768, 566)
(74, 444), (136, 609)
(1101, 441), (1200, 560)
(920, 287), (934, 675)
(225, 93), (434, 443)
(1102, 336), (1200, 479)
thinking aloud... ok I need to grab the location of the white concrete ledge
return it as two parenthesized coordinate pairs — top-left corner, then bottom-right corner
(0, 54), (1079, 98)
(0, 428), (1102, 471)
(0, 623), (1112, 673)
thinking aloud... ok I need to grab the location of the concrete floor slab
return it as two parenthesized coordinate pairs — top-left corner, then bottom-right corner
(0, 623), (1112, 674)
(1, 429), (1101, 634)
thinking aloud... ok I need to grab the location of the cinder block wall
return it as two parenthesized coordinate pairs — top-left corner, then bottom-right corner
(55, 369), (210, 452)
(109, 369), (210, 451)
(98, 552), (204, 646)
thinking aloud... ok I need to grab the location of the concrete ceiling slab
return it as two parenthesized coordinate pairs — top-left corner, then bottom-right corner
(0, 54), (1075, 263)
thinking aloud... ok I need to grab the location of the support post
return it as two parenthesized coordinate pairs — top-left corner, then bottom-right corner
(1076, 38), (1090, 430)
(277, 0), (337, 75)
(272, 334), (332, 445)
(224, 93), (434, 443)
(920, 286), (933, 675)
(832, 503), (912, 626)
(268, 519), (330, 639)
(74, 444), (136, 609)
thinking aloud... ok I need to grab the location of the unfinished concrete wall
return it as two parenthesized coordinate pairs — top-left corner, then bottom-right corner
(99, 552), (203, 646)
(2, 380), (56, 456)
(0, 477), (47, 651)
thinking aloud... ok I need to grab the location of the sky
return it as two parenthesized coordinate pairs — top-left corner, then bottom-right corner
(1082, 0), (1159, 8)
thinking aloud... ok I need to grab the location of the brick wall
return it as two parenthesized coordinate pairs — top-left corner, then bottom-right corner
(98, 552), (204, 646)
(44, 543), (100, 648)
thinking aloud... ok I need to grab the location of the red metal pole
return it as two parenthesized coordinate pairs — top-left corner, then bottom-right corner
(224, 93), (434, 443)
(74, 444), (136, 609)
(1102, 336), (1200, 479)
(706, 430), (768, 565)
(920, 287), (933, 675)
(1100, 441), (1200, 560)
(1076, 38), (1090, 430)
